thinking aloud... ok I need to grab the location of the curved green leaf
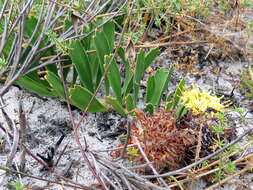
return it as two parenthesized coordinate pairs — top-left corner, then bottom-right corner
(105, 96), (127, 117)
(70, 40), (93, 92)
(144, 48), (159, 70)
(125, 94), (135, 111)
(16, 75), (56, 97)
(69, 85), (107, 112)
(106, 55), (122, 102)
(45, 71), (65, 99)
(147, 67), (173, 106)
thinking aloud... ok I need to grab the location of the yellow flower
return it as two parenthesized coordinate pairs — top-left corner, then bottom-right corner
(181, 87), (230, 115)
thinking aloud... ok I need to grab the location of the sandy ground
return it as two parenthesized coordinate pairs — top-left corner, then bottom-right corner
(0, 56), (253, 189)
(0, 86), (122, 189)
(1, 7), (253, 190)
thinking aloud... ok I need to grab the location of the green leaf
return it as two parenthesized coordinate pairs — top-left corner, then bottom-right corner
(16, 75), (56, 97)
(177, 104), (187, 119)
(106, 55), (122, 102)
(118, 47), (131, 70)
(134, 49), (145, 84)
(45, 71), (65, 99)
(144, 103), (154, 114)
(70, 40), (94, 92)
(103, 22), (115, 52)
(144, 48), (159, 70)
(173, 78), (186, 109)
(93, 28), (112, 95)
(118, 47), (132, 96)
(89, 51), (100, 84)
(105, 96), (127, 117)
(94, 30), (110, 65)
(122, 72), (133, 96)
(133, 49), (145, 103)
(165, 92), (174, 110)
(125, 94), (135, 111)
(72, 67), (78, 86)
(69, 86), (107, 112)
(147, 67), (173, 106)
(145, 75), (155, 103)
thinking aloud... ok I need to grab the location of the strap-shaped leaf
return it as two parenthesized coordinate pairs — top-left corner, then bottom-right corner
(94, 30), (110, 65)
(105, 96), (127, 117)
(45, 71), (65, 99)
(165, 92), (174, 110)
(145, 75), (155, 103)
(69, 85), (107, 112)
(147, 67), (173, 106)
(125, 94), (135, 111)
(16, 75), (56, 97)
(103, 22), (115, 52)
(134, 49), (145, 84)
(144, 48), (159, 70)
(165, 79), (186, 118)
(118, 48), (133, 96)
(133, 49), (145, 103)
(144, 103), (154, 114)
(106, 55), (122, 102)
(70, 40), (93, 92)
(173, 78), (186, 109)
(122, 73), (133, 96)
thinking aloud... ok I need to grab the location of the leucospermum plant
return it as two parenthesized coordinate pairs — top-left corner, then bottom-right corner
(180, 86), (231, 115)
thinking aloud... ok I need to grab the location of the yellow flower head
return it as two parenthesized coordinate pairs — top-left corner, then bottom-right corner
(180, 86), (230, 115)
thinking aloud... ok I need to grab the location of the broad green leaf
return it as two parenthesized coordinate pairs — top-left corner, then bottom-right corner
(122, 73), (133, 96)
(118, 47), (132, 87)
(134, 49), (145, 83)
(173, 79), (186, 109)
(94, 30), (110, 65)
(125, 94), (135, 111)
(144, 48), (159, 70)
(94, 29), (112, 95)
(70, 40), (93, 92)
(72, 67), (78, 86)
(106, 56), (122, 102)
(118, 47), (130, 70)
(133, 49), (145, 103)
(119, 48), (134, 96)
(105, 96), (127, 117)
(45, 60), (58, 75)
(148, 67), (173, 106)
(16, 75), (56, 97)
(82, 35), (100, 85)
(165, 92), (174, 110)
(24, 16), (41, 45)
(69, 86), (107, 112)
(89, 51), (100, 83)
(45, 71), (65, 99)
(144, 103), (154, 114)
(103, 22), (115, 52)
(145, 75), (155, 103)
